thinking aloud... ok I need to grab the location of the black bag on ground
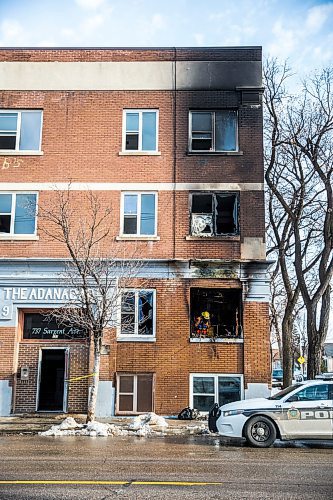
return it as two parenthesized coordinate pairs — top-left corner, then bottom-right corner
(178, 406), (197, 420)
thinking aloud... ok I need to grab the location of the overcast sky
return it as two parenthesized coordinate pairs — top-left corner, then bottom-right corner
(0, 0), (332, 74)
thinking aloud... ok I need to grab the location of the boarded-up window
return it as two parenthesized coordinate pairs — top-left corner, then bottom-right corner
(117, 373), (154, 414)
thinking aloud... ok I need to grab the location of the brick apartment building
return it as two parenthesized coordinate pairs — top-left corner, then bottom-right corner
(0, 47), (271, 417)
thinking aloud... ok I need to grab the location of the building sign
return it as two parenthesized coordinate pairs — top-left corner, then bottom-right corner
(23, 313), (87, 340)
(2, 287), (77, 302)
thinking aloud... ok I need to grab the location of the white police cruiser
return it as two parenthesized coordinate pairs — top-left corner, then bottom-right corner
(210, 375), (333, 447)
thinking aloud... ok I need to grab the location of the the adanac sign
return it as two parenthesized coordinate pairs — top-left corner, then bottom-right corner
(2, 287), (77, 302)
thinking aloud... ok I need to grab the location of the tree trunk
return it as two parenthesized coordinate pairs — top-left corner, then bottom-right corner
(86, 339), (101, 423)
(306, 290), (330, 380)
(282, 315), (293, 388)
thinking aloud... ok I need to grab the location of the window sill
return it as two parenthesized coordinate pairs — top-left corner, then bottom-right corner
(117, 336), (156, 342)
(116, 235), (160, 241)
(187, 151), (243, 156)
(0, 234), (39, 241)
(119, 151), (161, 156)
(190, 338), (244, 343)
(185, 235), (240, 241)
(0, 151), (44, 156)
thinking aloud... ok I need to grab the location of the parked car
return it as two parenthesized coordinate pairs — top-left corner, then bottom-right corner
(272, 368), (283, 387)
(209, 376), (333, 447)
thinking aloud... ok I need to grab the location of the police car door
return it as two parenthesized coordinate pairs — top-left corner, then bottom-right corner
(279, 384), (332, 439)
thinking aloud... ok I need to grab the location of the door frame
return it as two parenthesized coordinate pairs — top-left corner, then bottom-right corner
(36, 347), (70, 412)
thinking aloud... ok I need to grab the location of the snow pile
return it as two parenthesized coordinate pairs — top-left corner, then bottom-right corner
(39, 418), (128, 437)
(128, 412), (168, 435)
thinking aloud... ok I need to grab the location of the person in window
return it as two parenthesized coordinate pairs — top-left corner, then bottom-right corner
(194, 311), (211, 337)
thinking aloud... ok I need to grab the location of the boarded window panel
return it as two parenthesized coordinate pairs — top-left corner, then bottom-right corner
(142, 112), (156, 151)
(216, 195), (237, 234)
(140, 194), (155, 235)
(137, 374), (153, 412)
(215, 111), (237, 151)
(192, 194), (213, 214)
(119, 394), (134, 412)
(19, 111), (42, 151)
(119, 375), (134, 393)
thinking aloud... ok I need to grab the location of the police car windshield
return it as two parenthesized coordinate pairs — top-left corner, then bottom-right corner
(268, 384), (303, 400)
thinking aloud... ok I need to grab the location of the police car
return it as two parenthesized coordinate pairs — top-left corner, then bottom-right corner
(210, 376), (333, 447)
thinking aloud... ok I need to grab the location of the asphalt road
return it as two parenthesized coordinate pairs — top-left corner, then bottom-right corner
(0, 435), (332, 499)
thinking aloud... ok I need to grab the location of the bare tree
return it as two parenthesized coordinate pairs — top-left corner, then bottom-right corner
(264, 59), (333, 381)
(38, 188), (147, 422)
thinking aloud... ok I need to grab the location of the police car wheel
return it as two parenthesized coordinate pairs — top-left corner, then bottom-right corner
(244, 416), (277, 448)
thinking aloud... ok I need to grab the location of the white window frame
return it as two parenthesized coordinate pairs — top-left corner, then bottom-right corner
(122, 109), (159, 153)
(118, 288), (156, 341)
(190, 373), (244, 412)
(116, 373), (155, 415)
(0, 109), (43, 153)
(120, 192), (158, 237)
(188, 110), (238, 153)
(0, 191), (38, 237)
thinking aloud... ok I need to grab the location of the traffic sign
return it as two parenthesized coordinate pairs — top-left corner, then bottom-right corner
(297, 356), (305, 364)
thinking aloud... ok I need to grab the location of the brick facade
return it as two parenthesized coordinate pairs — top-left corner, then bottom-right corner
(0, 47), (271, 417)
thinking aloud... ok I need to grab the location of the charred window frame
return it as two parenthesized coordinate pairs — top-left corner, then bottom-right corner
(189, 111), (238, 152)
(190, 192), (239, 237)
(190, 288), (243, 339)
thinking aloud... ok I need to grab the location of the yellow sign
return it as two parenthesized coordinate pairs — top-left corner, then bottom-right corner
(297, 356), (305, 364)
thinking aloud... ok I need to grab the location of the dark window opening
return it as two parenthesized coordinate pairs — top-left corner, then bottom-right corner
(191, 193), (238, 236)
(0, 136), (16, 150)
(190, 288), (242, 339)
(126, 134), (139, 150)
(0, 214), (11, 233)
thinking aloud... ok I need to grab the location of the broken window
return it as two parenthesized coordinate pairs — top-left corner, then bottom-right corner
(120, 290), (155, 337)
(190, 288), (242, 339)
(190, 193), (238, 236)
(189, 111), (237, 152)
(117, 373), (154, 414)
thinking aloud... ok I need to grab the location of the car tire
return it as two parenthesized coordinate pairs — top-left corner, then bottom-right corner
(244, 416), (277, 448)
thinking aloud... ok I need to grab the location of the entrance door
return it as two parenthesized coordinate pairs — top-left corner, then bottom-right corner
(38, 350), (66, 411)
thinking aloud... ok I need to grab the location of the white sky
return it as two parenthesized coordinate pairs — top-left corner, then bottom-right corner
(0, 0), (332, 75)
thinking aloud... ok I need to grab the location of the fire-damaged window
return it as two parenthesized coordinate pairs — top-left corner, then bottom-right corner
(189, 111), (238, 152)
(120, 290), (155, 337)
(190, 193), (239, 237)
(117, 373), (154, 414)
(190, 288), (242, 339)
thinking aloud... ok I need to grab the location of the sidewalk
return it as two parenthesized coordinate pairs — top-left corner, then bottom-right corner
(0, 414), (209, 436)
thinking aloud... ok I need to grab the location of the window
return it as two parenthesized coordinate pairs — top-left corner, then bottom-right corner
(120, 290), (155, 337)
(190, 288), (242, 339)
(191, 374), (242, 412)
(189, 111), (237, 152)
(288, 384), (329, 402)
(0, 193), (37, 235)
(0, 110), (42, 152)
(123, 110), (158, 152)
(121, 193), (156, 236)
(117, 373), (154, 414)
(190, 193), (238, 237)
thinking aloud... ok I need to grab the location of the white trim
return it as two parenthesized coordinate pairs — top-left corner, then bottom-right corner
(118, 288), (156, 340)
(189, 338), (243, 343)
(118, 151), (161, 156)
(120, 192), (158, 237)
(122, 109), (159, 153)
(0, 151), (44, 156)
(36, 347), (69, 413)
(0, 182), (264, 192)
(189, 373), (244, 411)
